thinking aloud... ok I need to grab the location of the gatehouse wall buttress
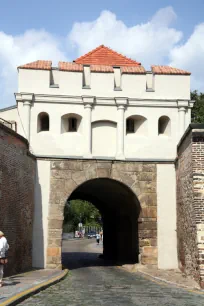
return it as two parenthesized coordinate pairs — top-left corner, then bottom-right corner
(32, 158), (178, 270)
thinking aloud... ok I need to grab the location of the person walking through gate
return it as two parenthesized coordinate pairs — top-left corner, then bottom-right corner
(96, 233), (100, 245)
(100, 231), (103, 242)
(0, 231), (9, 287)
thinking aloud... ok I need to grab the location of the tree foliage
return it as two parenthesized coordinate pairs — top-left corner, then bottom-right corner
(191, 91), (204, 123)
(63, 200), (101, 232)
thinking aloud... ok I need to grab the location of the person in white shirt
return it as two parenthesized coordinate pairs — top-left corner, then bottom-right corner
(96, 233), (100, 245)
(0, 231), (9, 287)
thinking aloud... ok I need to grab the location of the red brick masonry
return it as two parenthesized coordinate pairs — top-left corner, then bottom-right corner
(0, 123), (36, 276)
(176, 124), (204, 288)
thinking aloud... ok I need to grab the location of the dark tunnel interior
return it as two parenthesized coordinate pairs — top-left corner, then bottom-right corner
(68, 178), (141, 263)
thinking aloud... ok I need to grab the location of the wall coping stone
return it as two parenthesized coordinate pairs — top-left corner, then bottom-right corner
(177, 124), (204, 151)
(0, 104), (17, 112)
(35, 155), (175, 163)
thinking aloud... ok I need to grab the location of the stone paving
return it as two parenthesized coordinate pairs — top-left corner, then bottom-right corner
(0, 269), (65, 305)
(121, 264), (200, 290)
(18, 239), (204, 306)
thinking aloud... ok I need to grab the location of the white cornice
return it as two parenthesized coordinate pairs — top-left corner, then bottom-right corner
(82, 95), (95, 105)
(115, 97), (128, 106)
(177, 100), (195, 109)
(15, 92), (34, 102)
(15, 92), (193, 108)
(35, 154), (175, 163)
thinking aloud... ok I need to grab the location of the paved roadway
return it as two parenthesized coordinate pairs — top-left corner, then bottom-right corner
(20, 239), (204, 306)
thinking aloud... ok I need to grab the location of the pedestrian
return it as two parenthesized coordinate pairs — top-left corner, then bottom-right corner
(0, 231), (9, 287)
(96, 233), (100, 245)
(100, 231), (103, 242)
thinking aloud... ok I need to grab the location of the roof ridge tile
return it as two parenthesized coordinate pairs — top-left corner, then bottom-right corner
(74, 45), (141, 66)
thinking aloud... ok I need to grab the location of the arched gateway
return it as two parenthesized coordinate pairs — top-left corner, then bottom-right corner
(0, 44), (192, 278)
(47, 159), (157, 268)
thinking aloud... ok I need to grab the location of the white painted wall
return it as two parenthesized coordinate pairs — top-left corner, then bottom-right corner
(30, 103), (85, 156)
(157, 164), (178, 269)
(0, 107), (17, 121)
(1, 100), (191, 159)
(0, 106), (25, 137)
(92, 121), (117, 157)
(125, 107), (180, 159)
(18, 68), (190, 100)
(33, 160), (50, 268)
(154, 75), (191, 100)
(0, 67), (192, 160)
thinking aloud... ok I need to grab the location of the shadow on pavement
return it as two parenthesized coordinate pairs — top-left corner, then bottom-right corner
(3, 281), (21, 286)
(62, 251), (118, 270)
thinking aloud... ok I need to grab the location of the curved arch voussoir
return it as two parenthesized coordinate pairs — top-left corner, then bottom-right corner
(47, 159), (157, 269)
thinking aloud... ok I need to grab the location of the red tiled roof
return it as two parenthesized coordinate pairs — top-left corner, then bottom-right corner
(58, 62), (114, 73)
(58, 63), (144, 73)
(59, 62), (114, 73)
(74, 45), (141, 66)
(152, 65), (191, 75)
(59, 62), (83, 72)
(18, 58), (191, 77)
(90, 65), (114, 73)
(18, 60), (52, 70)
(121, 66), (146, 74)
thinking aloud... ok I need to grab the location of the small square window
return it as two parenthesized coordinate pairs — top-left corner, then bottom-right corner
(126, 119), (135, 133)
(68, 118), (77, 132)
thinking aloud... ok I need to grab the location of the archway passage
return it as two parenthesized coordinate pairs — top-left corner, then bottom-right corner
(68, 178), (141, 263)
(47, 160), (157, 269)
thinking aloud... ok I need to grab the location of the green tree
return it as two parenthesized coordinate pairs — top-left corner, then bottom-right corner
(191, 90), (204, 123)
(63, 200), (101, 232)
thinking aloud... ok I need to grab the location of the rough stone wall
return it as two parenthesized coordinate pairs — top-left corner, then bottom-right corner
(177, 125), (204, 288)
(47, 160), (157, 269)
(192, 130), (204, 287)
(0, 122), (35, 276)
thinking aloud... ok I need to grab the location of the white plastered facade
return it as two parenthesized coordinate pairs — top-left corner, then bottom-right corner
(33, 160), (50, 268)
(157, 164), (178, 269)
(0, 64), (193, 269)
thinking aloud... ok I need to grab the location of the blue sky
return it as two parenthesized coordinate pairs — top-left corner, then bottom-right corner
(0, 0), (204, 107)
(1, 0), (203, 39)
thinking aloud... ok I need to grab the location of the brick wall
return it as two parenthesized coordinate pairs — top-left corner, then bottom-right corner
(176, 124), (204, 288)
(0, 122), (36, 276)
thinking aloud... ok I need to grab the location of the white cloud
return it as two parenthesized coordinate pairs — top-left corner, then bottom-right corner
(151, 6), (177, 27)
(68, 7), (182, 68)
(170, 23), (204, 91)
(1, 7), (204, 108)
(0, 29), (67, 108)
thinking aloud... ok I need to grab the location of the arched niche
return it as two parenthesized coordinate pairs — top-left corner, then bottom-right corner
(37, 112), (50, 133)
(126, 115), (147, 136)
(61, 113), (82, 133)
(158, 116), (171, 136)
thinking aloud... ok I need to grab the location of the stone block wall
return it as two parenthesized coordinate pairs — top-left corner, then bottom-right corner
(176, 124), (204, 287)
(47, 159), (157, 268)
(0, 122), (35, 276)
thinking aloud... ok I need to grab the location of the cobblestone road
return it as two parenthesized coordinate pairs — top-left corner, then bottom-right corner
(19, 240), (204, 306)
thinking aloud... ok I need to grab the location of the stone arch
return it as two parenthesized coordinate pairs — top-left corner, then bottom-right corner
(47, 159), (157, 269)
